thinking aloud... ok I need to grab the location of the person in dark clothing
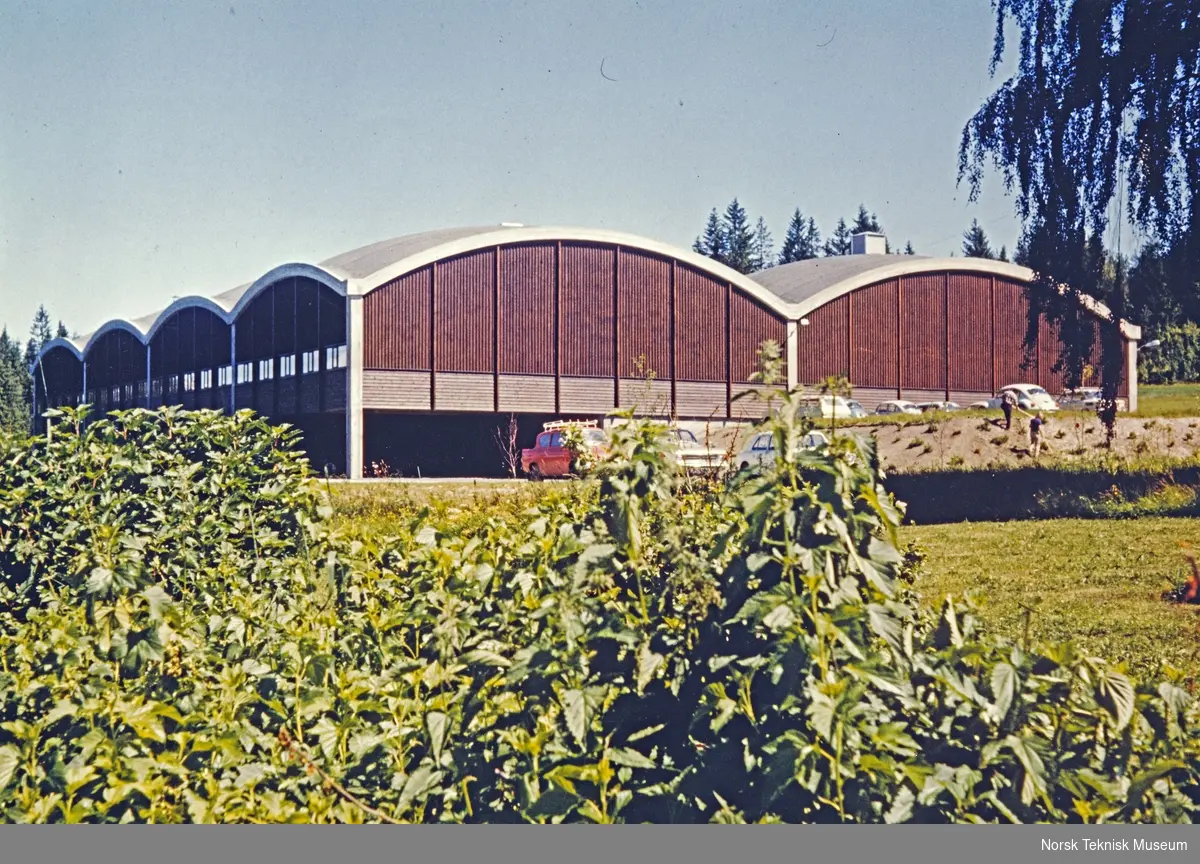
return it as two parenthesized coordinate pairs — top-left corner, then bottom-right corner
(1001, 390), (1017, 430)
(1030, 412), (1045, 458)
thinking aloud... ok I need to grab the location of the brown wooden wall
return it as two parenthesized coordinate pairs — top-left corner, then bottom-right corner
(362, 240), (787, 416)
(796, 272), (1128, 399)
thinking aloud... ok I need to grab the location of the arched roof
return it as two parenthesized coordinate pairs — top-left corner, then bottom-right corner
(33, 230), (1141, 373)
(749, 254), (1142, 340)
(35, 225), (796, 370)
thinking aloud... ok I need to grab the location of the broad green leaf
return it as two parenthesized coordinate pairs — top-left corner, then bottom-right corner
(991, 663), (1016, 724)
(426, 711), (448, 761)
(0, 745), (20, 790)
(1095, 670), (1136, 732)
(562, 689), (587, 747)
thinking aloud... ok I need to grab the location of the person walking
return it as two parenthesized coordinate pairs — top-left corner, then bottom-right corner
(1029, 411), (1045, 458)
(1001, 390), (1017, 430)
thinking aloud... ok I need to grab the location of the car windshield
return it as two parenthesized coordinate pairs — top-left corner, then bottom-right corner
(584, 430), (605, 443)
(672, 429), (698, 444)
(1028, 387), (1048, 396)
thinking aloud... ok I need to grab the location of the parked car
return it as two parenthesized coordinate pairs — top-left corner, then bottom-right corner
(1058, 386), (1127, 412)
(521, 421), (607, 480)
(796, 394), (854, 419)
(662, 427), (726, 474)
(875, 400), (922, 416)
(970, 384), (1059, 412)
(845, 400), (868, 418)
(734, 430), (830, 470)
(916, 401), (961, 413)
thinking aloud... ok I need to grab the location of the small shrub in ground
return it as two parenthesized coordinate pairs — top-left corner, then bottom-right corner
(907, 437), (923, 449)
(951, 429), (962, 437)
(989, 435), (1008, 446)
(1054, 430), (1066, 439)
(0, 402), (1197, 824)
(948, 455), (965, 467)
(972, 448), (981, 455)
(1130, 431), (1138, 440)
(921, 443), (933, 455)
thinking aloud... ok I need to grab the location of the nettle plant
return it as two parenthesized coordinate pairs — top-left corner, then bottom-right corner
(0, 399), (1197, 824)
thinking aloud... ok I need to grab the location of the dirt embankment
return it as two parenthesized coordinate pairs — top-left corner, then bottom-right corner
(866, 414), (1200, 473)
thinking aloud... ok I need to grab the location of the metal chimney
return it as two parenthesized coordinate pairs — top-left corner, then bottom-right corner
(851, 232), (886, 255)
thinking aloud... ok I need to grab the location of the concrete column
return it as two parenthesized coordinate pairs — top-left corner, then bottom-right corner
(785, 319), (799, 392)
(346, 293), (365, 480)
(82, 360), (87, 407)
(230, 322), (237, 413)
(145, 344), (152, 408)
(1126, 338), (1139, 414)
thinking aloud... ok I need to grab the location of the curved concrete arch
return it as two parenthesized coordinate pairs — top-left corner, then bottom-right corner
(143, 296), (231, 341)
(793, 256), (1141, 340)
(346, 226), (796, 320)
(82, 320), (151, 359)
(227, 263), (347, 323)
(31, 338), (84, 371)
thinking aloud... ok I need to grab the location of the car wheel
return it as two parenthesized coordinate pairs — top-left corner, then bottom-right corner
(528, 463), (542, 482)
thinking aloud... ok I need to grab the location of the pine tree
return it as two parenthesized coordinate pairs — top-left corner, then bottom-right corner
(56, 321), (69, 338)
(1014, 234), (1031, 266)
(822, 218), (853, 256)
(850, 204), (883, 235)
(0, 328), (31, 436)
(722, 198), (755, 274)
(904, 241), (916, 255)
(693, 209), (727, 264)
(779, 209), (822, 264)
(749, 217), (773, 272)
(998, 245), (1009, 262)
(962, 219), (996, 259)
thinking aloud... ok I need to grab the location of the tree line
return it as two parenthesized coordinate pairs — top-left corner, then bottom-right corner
(0, 305), (71, 437)
(691, 200), (1030, 275)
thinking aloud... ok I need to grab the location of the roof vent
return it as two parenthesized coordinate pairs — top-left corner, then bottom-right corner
(500, 222), (524, 227)
(851, 232), (886, 255)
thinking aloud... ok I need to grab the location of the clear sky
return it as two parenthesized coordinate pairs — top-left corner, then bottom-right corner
(0, 0), (1021, 342)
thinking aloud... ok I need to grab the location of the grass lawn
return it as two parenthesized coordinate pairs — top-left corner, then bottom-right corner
(902, 518), (1200, 681)
(1137, 382), (1200, 417)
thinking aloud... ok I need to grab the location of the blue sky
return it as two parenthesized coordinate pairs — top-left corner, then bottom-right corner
(0, 0), (1021, 341)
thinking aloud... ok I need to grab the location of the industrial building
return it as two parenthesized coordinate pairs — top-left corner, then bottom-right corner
(31, 225), (1141, 478)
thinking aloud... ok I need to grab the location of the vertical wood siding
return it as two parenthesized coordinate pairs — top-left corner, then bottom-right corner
(799, 295), (849, 382)
(674, 264), (726, 381)
(436, 249), (495, 373)
(994, 279), (1034, 386)
(947, 274), (993, 393)
(561, 243), (615, 377)
(364, 268), (431, 370)
(499, 243), (555, 375)
(617, 249), (672, 379)
(730, 292), (787, 383)
(899, 275), (946, 392)
(849, 279), (898, 389)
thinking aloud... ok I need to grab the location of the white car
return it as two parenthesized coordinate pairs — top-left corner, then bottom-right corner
(1000, 383), (1059, 412)
(735, 430), (830, 470)
(916, 401), (961, 413)
(875, 400), (922, 416)
(663, 427), (726, 473)
(796, 394), (854, 419)
(1058, 387), (1127, 412)
(845, 400), (868, 418)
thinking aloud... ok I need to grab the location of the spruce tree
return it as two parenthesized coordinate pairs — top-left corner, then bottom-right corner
(750, 217), (773, 272)
(693, 209), (727, 264)
(56, 321), (69, 338)
(998, 245), (1009, 262)
(850, 204), (883, 235)
(904, 241), (916, 255)
(722, 198), (755, 274)
(962, 219), (996, 259)
(0, 328), (30, 436)
(822, 218), (853, 256)
(779, 209), (823, 263)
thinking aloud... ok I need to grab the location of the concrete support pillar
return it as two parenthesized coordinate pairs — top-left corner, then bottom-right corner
(230, 323), (237, 414)
(145, 345), (152, 409)
(1126, 338), (1139, 414)
(785, 319), (799, 393)
(346, 293), (365, 480)
(82, 360), (87, 407)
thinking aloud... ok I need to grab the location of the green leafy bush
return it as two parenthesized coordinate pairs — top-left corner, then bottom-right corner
(0, 402), (1197, 823)
(1139, 323), (1200, 385)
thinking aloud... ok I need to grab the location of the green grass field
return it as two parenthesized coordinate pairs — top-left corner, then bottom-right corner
(902, 518), (1200, 680)
(1137, 382), (1200, 417)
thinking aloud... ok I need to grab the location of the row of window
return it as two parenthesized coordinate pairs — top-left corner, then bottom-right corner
(78, 346), (348, 401)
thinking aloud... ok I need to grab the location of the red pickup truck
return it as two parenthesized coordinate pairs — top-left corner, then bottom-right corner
(521, 421), (607, 480)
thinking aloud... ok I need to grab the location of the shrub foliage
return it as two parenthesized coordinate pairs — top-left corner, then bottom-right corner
(0, 403), (1197, 823)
